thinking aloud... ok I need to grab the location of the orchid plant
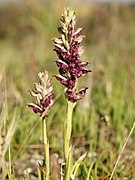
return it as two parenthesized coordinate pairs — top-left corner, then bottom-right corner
(53, 8), (91, 179)
(28, 70), (53, 180)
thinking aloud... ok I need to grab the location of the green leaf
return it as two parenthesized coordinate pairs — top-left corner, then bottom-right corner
(86, 162), (94, 180)
(71, 152), (87, 179)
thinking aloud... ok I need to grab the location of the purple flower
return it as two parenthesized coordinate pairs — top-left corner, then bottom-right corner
(28, 103), (42, 114)
(53, 8), (91, 102)
(66, 87), (88, 102)
(27, 70), (53, 119)
(55, 60), (69, 71)
(55, 75), (68, 87)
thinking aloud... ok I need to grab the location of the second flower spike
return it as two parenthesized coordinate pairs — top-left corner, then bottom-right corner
(27, 70), (53, 119)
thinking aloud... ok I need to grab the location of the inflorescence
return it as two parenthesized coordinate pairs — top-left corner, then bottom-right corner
(27, 70), (53, 119)
(53, 8), (91, 102)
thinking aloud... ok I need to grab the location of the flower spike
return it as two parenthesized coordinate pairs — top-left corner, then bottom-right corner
(53, 8), (91, 102)
(27, 70), (53, 119)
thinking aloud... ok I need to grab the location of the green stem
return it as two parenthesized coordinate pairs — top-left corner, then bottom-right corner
(42, 119), (50, 180)
(65, 147), (72, 180)
(64, 101), (75, 161)
(64, 101), (76, 180)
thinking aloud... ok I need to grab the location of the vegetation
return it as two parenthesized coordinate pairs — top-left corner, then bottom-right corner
(0, 1), (135, 179)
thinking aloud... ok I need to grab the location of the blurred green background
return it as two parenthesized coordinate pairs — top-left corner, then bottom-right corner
(0, 0), (135, 179)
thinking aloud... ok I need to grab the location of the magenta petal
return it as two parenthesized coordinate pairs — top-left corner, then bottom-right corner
(76, 87), (88, 98)
(82, 69), (92, 76)
(66, 87), (88, 102)
(65, 90), (75, 102)
(68, 78), (76, 89)
(81, 61), (89, 67)
(27, 103), (42, 114)
(55, 59), (68, 70)
(55, 75), (68, 87)
(44, 94), (53, 108)
(65, 53), (72, 61)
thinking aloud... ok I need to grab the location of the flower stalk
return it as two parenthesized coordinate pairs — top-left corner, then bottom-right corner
(27, 70), (53, 180)
(65, 146), (72, 180)
(64, 101), (75, 162)
(42, 119), (49, 180)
